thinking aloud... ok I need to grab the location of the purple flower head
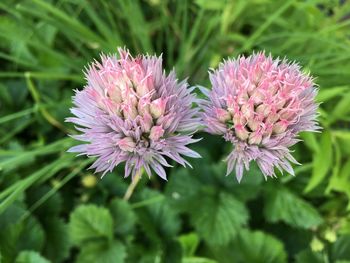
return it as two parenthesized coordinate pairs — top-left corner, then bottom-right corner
(67, 48), (201, 180)
(200, 52), (319, 182)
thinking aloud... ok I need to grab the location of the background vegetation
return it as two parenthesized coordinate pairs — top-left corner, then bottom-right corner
(1, 0), (350, 262)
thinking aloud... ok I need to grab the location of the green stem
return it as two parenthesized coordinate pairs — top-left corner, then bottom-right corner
(123, 169), (143, 201)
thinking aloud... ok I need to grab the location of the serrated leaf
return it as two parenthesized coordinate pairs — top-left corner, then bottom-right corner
(165, 169), (201, 212)
(331, 235), (350, 262)
(137, 189), (181, 241)
(69, 204), (113, 245)
(109, 198), (136, 237)
(26, 186), (63, 217)
(295, 249), (323, 263)
(305, 131), (332, 192)
(191, 192), (248, 245)
(264, 187), (323, 229)
(76, 240), (126, 263)
(236, 230), (287, 263)
(161, 239), (182, 263)
(42, 217), (70, 263)
(0, 203), (44, 262)
(15, 251), (50, 263)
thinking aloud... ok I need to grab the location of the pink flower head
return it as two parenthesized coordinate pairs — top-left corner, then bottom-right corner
(200, 52), (319, 182)
(67, 48), (201, 180)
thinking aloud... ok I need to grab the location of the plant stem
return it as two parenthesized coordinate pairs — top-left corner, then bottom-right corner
(123, 169), (143, 201)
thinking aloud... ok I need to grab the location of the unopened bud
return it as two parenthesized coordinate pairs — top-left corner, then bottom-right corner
(82, 174), (97, 188)
(142, 113), (153, 132)
(273, 120), (289, 134)
(107, 86), (122, 103)
(150, 98), (166, 119)
(215, 108), (231, 122)
(310, 237), (324, 252)
(138, 97), (151, 116)
(149, 125), (164, 141)
(235, 124), (249, 141)
(256, 104), (270, 117)
(117, 137), (136, 152)
(324, 229), (337, 243)
(248, 130), (263, 145)
(136, 84), (149, 97)
(247, 118), (259, 131)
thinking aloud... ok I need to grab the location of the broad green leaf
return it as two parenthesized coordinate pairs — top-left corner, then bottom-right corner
(109, 199), (136, 237)
(15, 251), (50, 263)
(331, 235), (350, 262)
(165, 169), (201, 212)
(191, 192), (248, 245)
(76, 240), (126, 263)
(264, 187), (323, 228)
(178, 233), (200, 257)
(305, 131), (333, 192)
(42, 217), (70, 263)
(137, 189), (181, 241)
(235, 230), (287, 263)
(161, 239), (182, 263)
(295, 249), (323, 263)
(69, 204), (113, 245)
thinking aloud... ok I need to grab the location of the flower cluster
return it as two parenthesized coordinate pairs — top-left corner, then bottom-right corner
(67, 48), (200, 180)
(200, 52), (319, 181)
(68, 48), (319, 183)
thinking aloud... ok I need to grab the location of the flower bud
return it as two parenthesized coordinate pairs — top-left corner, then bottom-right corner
(107, 85), (122, 103)
(310, 237), (324, 252)
(141, 113), (153, 132)
(256, 104), (270, 117)
(117, 137), (136, 152)
(149, 125), (164, 141)
(136, 84), (149, 97)
(150, 98), (167, 119)
(235, 124), (249, 141)
(138, 96), (151, 116)
(273, 120), (289, 134)
(215, 108), (231, 122)
(248, 130), (263, 145)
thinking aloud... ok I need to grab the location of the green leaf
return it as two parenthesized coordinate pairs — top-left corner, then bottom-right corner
(137, 189), (181, 241)
(178, 233), (200, 257)
(191, 192), (248, 245)
(165, 168), (202, 212)
(42, 217), (70, 263)
(305, 131), (333, 192)
(15, 251), (50, 263)
(109, 198), (136, 237)
(182, 257), (217, 263)
(295, 249), (323, 263)
(317, 86), (349, 102)
(69, 204), (113, 245)
(264, 187), (323, 229)
(331, 91), (350, 122)
(195, 0), (226, 10)
(331, 235), (350, 262)
(76, 240), (126, 263)
(235, 230), (287, 263)
(161, 239), (182, 263)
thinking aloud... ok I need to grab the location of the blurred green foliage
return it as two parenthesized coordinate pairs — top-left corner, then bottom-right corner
(1, 0), (350, 262)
